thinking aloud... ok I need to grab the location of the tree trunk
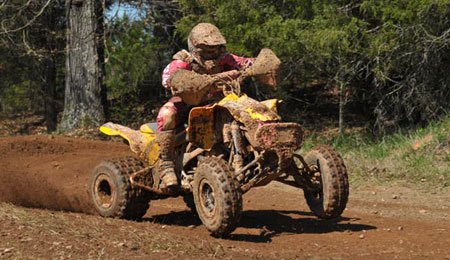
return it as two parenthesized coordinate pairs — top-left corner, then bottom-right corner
(43, 57), (57, 132)
(59, 0), (106, 131)
(41, 1), (62, 133)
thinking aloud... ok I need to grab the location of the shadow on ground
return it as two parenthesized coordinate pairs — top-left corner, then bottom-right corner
(144, 209), (376, 243)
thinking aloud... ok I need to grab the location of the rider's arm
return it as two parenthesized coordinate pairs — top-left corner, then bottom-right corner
(162, 60), (191, 89)
(220, 53), (255, 70)
(213, 53), (255, 81)
(212, 70), (241, 81)
(225, 49), (280, 89)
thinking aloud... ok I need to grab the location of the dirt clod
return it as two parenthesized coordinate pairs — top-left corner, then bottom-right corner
(3, 248), (13, 254)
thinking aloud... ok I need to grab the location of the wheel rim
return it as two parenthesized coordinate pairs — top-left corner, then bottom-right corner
(199, 179), (216, 218)
(311, 164), (323, 188)
(93, 173), (116, 209)
(307, 163), (324, 202)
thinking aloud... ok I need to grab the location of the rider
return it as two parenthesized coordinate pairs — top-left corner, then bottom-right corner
(156, 23), (255, 189)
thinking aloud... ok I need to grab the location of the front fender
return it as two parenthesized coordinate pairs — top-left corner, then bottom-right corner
(217, 93), (281, 123)
(187, 93), (282, 150)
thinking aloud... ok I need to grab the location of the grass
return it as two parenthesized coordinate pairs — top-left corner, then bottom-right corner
(301, 116), (450, 189)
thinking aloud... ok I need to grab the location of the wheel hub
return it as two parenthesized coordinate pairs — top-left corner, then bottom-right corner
(94, 174), (116, 209)
(199, 180), (216, 217)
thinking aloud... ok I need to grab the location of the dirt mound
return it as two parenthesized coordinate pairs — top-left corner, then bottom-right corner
(0, 135), (132, 213)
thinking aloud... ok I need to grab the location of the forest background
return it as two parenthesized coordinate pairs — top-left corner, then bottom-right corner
(0, 0), (449, 187)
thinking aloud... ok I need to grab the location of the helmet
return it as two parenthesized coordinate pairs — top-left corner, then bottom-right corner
(187, 23), (226, 52)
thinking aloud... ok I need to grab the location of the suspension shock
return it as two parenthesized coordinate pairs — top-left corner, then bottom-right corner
(231, 121), (245, 171)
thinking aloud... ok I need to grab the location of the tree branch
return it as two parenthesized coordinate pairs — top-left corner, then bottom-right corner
(0, 0), (53, 35)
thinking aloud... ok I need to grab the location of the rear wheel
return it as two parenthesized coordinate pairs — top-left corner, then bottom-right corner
(301, 145), (349, 219)
(89, 157), (151, 220)
(193, 156), (242, 237)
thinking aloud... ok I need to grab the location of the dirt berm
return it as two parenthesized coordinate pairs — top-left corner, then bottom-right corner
(0, 135), (131, 213)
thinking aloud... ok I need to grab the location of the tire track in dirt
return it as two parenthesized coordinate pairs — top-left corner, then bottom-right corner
(142, 184), (450, 259)
(1, 135), (449, 259)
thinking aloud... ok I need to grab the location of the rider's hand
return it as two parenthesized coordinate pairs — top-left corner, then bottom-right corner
(212, 70), (241, 82)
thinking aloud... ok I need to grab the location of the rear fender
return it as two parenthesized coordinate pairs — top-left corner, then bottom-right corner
(99, 122), (159, 165)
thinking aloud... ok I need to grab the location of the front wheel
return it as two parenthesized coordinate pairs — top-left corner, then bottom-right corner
(89, 157), (151, 220)
(301, 145), (349, 219)
(193, 156), (242, 237)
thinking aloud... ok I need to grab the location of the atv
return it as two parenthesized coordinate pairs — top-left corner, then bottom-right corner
(90, 49), (349, 237)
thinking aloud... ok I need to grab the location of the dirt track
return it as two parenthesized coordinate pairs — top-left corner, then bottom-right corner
(0, 135), (132, 214)
(1, 135), (449, 259)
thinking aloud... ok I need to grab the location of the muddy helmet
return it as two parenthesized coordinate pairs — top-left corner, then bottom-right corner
(187, 23), (226, 52)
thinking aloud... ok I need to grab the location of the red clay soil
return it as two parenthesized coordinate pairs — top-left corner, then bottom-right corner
(0, 135), (131, 214)
(0, 135), (449, 259)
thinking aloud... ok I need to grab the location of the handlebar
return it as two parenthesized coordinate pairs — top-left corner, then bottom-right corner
(211, 70), (244, 96)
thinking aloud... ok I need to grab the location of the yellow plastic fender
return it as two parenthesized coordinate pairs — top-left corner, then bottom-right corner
(187, 93), (281, 150)
(99, 122), (159, 165)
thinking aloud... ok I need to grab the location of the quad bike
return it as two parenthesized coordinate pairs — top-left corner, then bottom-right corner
(89, 49), (349, 237)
